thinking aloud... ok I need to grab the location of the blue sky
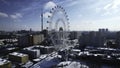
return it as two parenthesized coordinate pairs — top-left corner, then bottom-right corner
(0, 0), (120, 31)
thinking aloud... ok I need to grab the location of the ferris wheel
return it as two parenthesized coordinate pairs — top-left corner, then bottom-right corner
(45, 5), (70, 51)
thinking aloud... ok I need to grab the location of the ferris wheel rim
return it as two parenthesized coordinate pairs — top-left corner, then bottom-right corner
(45, 5), (70, 50)
(47, 6), (69, 31)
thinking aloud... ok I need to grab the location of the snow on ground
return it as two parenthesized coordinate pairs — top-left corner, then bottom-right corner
(31, 51), (89, 68)
(31, 55), (60, 68)
(66, 61), (89, 68)
(57, 61), (89, 68)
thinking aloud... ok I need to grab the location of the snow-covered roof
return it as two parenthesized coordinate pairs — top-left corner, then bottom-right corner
(9, 52), (28, 57)
(0, 58), (10, 65)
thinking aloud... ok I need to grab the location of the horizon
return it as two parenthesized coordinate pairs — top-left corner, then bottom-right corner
(1, 28), (120, 32)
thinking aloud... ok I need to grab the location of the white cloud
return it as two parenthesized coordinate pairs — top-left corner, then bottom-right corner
(57, 0), (79, 8)
(80, 0), (114, 16)
(65, 1), (78, 7)
(0, 12), (23, 22)
(102, 12), (111, 16)
(0, 12), (8, 17)
(10, 13), (22, 19)
(43, 12), (52, 18)
(104, 3), (111, 10)
(10, 13), (23, 22)
(44, 1), (57, 9)
(100, 0), (120, 16)
(112, 0), (120, 9)
(16, 13), (22, 18)
(104, 0), (120, 10)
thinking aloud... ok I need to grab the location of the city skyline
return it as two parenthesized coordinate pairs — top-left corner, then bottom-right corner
(0, 0), (120, 31)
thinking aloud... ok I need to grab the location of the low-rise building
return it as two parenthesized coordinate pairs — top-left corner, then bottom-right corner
(8, 52), (29, 64)
(18, 34), (44, 47)
(0, 58), (12, 68)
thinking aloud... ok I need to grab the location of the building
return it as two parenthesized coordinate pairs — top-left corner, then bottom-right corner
(21, 48), (40, 59)
(116, 31), (120, 48)
(32, 34), (44, 45)
(69, 31), (78, 40)
(79, 29), (109, 47)
(18, 34), (44, 47)
(9, 52), (29, 64)
(0, 58), (11, 68)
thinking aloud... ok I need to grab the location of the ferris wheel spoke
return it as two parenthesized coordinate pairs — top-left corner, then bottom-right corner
(44, 5), (70, 51)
